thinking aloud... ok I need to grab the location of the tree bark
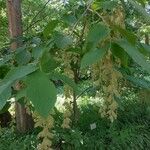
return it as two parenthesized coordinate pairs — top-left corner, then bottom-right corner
(6, 0), (33, 133)
(145, 34), (149, 45)
(6, 0), (23, 49)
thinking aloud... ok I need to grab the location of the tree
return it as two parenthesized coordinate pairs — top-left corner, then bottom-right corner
(0, 0), (149, 133)
(6, 0), (33, 133)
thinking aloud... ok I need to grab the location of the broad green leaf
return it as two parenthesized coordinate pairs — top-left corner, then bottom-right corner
(0, 85), (11, 110)
(128, 0), (150, 24)
(32, 46), (51, 60)
(0, 64), (37, 110)
(85, 23), (110, 51)
(63, 14), (77, 25)
(39, 51), (58, 73)
(32, 43), (53, 60)
(43, 20), (59, 38)
(111, 43), (129, 67)
(50, 72), (79, 94)
(4, 63), (37, 83)
(101, 1), (118, 10)
(15, 88), (26, 101)
(26, 70), (57, 117)
(54, 33), (73, 49)
(114, 26), (137, 45)
(15, 50), (31, 65)
(15, 46), (26, 54)
(32, 47), (43, 59)
(81, 46), (108, 69)
(125, 75), (150, 89)
(114, 26), (149, 55)
(117, 40), (150, 74)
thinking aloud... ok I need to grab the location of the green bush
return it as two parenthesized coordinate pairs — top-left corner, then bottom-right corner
(0, 97), (150, 150)
(52, 97), (150, 149)
(0, 129), (37, 150)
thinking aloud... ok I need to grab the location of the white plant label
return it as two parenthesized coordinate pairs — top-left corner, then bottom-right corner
(90, 123), (96, 130)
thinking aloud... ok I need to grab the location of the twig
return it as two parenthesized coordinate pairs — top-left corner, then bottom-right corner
(72, 0), (94, 32)
(24, 0), (51, 32)
(88, 8), (108, 26)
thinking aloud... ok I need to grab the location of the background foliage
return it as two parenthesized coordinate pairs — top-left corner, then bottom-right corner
(0, 0), (150, 149)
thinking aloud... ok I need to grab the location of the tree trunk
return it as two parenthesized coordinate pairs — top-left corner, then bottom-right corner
(145, 34), (149, 45)
(6, 0), (33, 133)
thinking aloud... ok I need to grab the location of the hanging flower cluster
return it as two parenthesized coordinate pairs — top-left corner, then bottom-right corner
(61, 101), (72, 129)
(33, 113), (54, 150)
(92, 50), (122, 122)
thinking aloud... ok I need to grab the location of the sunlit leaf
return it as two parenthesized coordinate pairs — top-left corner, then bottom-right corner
(26, 70), (57, 117)
(43, 19), (59, 38)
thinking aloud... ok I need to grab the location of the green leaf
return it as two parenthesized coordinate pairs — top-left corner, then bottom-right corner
(39, 51), (58, 73)
(50, 72), (79, 94)
(63, 14), (77, 25)
(43, 19), (59, 38)
(111, 43), (129, 67)
(15, 50), (31, 65)
(15, 46), (26, 54)
(101, 1), (118, 10)
(136, 0), (146, 7)
(85, 23), (110, 51)
(114, 27), (149, 56)
(4, 63), (37, 83)
(91, 2), (101, 11)
(54, 33), (73, 49)
(32, 46), (52, 60)
(140, 43), (150, 53)
(0, 85), (11, 110)
(32, 37), (41, 46)
(128, 0), (150, 24)
(125, 75), (150, 89)
(0, 102), (11, 114)
(26, 70), (57, 117)
(32, 47), (43, 59)
(114, 26), (137, 45)
(117, 40), (150, 74)
(0, 65), (10, 79)
(15, 88), (26, 101)
(81, 46), (108, 69)
(0, 64), (37, 110)
(137, 43), (150, 56)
